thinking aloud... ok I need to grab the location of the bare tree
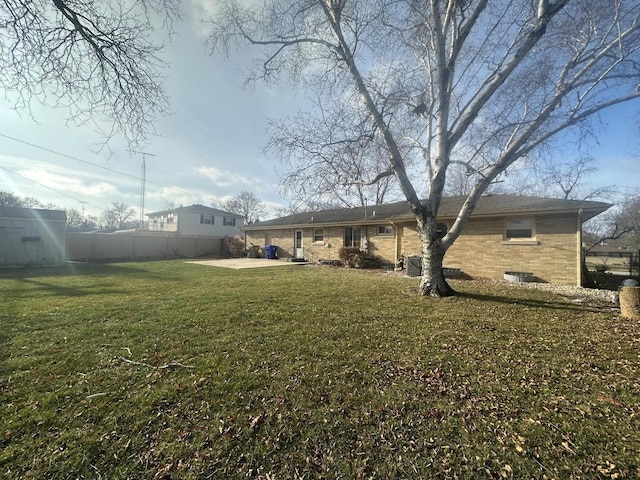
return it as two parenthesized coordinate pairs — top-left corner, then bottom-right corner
(65, 207), (86, 229)
(208, 0), (640, 296)
(0, 190), (57, 208)
(219, 191), (267, 224)
(274, 199), (345, 218)
(0, 190), (24, 207)
(585, 192), (640, 252)
(504, 155), (617, 201)
(268, 100), (401, 207)
(100, 202), (135, 230)
(0, 0), (178, 147)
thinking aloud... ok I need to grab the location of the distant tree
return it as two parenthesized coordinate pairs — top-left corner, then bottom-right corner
(585, 192), (640, 252)
(100, 202), (135, 230)
(65, 207), (97, 231)
(273, 199), (345, 218)
(505, 155), (617, 201)
(208, 0), (640, 296)
(0, 0), (178, 147)
(0, 190), (58, 209)
(65, 208), (85, 229)
(0, 190), (24, 207)
(219, 191), (267, 225)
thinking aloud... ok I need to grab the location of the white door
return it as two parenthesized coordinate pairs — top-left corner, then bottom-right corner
(294, 230), (303, 258)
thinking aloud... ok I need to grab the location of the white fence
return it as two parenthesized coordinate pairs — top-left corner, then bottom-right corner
(66, 231), (225, 262)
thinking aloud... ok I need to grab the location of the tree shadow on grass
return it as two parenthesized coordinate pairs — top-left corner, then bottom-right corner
(456, 290), (606, 314)
(0, 263), (169, 298)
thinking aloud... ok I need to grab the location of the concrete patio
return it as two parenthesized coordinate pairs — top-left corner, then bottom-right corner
(186, 258), (309, 270)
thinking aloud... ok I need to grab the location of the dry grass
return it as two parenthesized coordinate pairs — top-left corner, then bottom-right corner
(1, 261), (638, 479)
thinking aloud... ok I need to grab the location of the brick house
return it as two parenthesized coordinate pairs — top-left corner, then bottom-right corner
(243, 195), (611, 285)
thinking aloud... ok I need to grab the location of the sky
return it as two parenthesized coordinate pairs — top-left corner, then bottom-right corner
(0, 1), (639, 222)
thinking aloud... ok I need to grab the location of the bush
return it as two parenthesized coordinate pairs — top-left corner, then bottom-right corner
(227, 235), (246, 258)
(338, 247), (383, 269)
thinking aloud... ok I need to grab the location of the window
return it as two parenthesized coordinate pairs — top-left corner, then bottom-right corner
(167, 213), (175, 224)
(200, 214), (214, 225)
(505, 218), (534, 240)
(314, 228), (324, 242)
(344, 227), (361, 247)
(377, 225), (394, 236)
(223, 217), (236, 227)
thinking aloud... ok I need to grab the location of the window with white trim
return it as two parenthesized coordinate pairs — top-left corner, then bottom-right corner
(504, 218), (534, 240)
(377, 225), (394, 236)
(344, 227), (361, 247)
(313, 228), (324, 242)
(223, 217), (236, 227)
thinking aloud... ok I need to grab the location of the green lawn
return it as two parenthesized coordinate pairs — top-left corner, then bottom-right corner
(1, 261), (638, 479)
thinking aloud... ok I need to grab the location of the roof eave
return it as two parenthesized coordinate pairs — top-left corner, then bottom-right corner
(245, 204), (612, 230)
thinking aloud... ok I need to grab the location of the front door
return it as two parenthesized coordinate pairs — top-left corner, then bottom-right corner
(294, 230), (303, 258)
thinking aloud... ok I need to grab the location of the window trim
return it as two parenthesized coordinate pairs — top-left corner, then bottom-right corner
(503, 218), (536, 242)
(313, 228), (324, 243)
(223, 216), (236, 227)
(344, 226), (362, 248)
(376, 225), (394, 236)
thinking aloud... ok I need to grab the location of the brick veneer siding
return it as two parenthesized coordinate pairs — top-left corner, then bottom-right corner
(246, 225), (399, 264)
(245, 213), (579, 284)
(401, 213), (578, 284)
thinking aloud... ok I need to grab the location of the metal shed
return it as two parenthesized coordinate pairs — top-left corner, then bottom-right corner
(0, 206), (66, 267)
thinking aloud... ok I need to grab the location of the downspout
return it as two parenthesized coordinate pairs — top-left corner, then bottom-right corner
(577, 209), (583, 287)
(389, 221), (399, 267)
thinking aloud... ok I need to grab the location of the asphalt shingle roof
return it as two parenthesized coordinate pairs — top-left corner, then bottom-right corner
(245, 195), (611, 229)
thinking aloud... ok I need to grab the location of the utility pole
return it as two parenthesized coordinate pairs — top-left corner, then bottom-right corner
(140, 156), (146, 227)
(130, 151), (155, 228)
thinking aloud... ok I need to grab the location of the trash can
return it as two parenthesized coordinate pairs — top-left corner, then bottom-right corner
(407, 256), (421, 277)
(265, 245), (279, 260)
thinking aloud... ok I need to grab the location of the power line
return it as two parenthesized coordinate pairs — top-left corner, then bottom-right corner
(0, 165), (106, 213)
(0, 131), (211, 202)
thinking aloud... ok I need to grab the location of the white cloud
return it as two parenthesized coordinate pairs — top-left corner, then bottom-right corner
(17, 167), (119, 198)
(195, 165), (257, 188)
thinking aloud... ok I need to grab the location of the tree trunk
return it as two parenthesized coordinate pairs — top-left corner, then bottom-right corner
(417, 222), (456, 297)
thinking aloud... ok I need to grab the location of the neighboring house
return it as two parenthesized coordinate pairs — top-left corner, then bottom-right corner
(146, 204), (244, 237)
(0, 206), (66, 267)
(243, 195), (612, 286)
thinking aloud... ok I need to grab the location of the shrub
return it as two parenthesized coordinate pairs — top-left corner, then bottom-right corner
(338, 247), (383, 269)
(338, 247), (361, 268)
(227, 235), (246, 258)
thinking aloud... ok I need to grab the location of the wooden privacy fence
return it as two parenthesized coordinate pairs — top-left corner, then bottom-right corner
(66, 231), (225, 262)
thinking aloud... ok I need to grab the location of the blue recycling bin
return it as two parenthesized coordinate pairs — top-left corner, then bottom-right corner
(265, 245), (278, 259)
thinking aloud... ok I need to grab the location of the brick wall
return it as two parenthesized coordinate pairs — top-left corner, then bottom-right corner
(401, 214), (578, 284)
(245, 213), (580, 284)
(246, 225), (399, 264)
